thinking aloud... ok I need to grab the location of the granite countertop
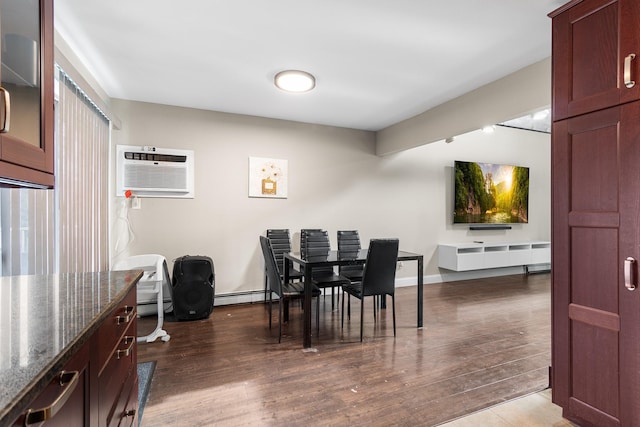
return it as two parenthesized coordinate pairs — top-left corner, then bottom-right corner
(0, 270), (142, 425)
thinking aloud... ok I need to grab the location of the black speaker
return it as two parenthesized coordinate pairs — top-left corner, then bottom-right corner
(171, 255), (215, 321)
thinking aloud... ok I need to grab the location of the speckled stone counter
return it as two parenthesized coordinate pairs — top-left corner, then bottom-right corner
(0, 270), (142, 425)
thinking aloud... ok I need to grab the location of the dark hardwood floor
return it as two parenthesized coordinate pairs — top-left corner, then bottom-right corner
(137, 273), (550, 426)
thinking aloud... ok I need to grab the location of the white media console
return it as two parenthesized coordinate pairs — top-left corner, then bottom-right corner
(438, 241), (551, 272)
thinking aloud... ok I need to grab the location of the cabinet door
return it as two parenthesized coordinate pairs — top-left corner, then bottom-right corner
(550, 0), (640, 121)
(552, 102), (640, 426)
(0, 0), (54, 187)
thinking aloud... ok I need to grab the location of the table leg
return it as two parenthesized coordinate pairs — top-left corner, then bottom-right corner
(303, 266), (313, 348)
(417, 256), (424, 327)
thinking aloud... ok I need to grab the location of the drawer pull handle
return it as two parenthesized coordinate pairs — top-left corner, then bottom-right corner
(0, 87), (10, 133)
(624, 53), (636, 88)
(124, 409), (136, 417)
(625, 257), (637, 290)
(24, 371), (79, 425)
(116, 305), (135, 325)
(116, 336), (135, 359)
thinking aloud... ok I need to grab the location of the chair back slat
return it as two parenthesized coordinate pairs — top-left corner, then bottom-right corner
(300, 229), (323, 258)
(361, 239), (399, 297)
(337, 230), (361, 250)
(302, 229), (335, 275)
(266, 229), (294, 275)
(338, 230), (363, 278)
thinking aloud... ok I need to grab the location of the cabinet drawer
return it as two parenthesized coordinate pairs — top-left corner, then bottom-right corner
(12, 343), (90, 427)
(97, 287), (137, 372)
(116, 375), (138, 427)
(100, 318), (137, 427)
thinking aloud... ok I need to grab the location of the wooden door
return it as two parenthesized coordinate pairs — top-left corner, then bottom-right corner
(552, 102), (640, 426)
(551, 0), (640, 121)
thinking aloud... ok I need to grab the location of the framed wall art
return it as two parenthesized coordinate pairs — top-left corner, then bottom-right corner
(248, 157), (288, 198)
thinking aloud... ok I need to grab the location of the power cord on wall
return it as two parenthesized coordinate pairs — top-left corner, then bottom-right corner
(113, 191), (136, 260)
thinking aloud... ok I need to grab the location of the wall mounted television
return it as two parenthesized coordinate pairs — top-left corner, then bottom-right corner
(453, 160), (529, 224)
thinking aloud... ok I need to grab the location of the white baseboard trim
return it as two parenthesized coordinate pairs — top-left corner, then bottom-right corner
(214, 291), (266, 306)
(212, 266), (543, 307)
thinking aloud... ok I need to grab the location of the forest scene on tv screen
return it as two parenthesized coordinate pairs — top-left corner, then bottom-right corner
(454, 160), (529, 224)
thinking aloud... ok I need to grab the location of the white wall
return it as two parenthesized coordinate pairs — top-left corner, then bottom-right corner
(111, 99), (550, 299)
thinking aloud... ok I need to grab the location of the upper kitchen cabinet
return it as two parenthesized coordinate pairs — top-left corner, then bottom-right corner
(0, 0), (53, 188)
(550, 0), (640, 121)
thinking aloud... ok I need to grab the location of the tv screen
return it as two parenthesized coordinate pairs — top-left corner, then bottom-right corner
(453, 160), (529, 224)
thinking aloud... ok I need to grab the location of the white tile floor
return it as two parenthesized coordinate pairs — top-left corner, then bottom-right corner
(438, 389), (576, 427)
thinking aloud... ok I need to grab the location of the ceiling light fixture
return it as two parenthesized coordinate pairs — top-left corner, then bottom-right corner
(274, 70), (316, 93)
(482, 125), (495, 133)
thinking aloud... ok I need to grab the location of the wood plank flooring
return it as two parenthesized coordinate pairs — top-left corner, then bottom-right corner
(137, 273), (551, 426)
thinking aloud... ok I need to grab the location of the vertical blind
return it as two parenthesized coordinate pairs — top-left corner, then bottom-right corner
(0, 189), (54, 276)
(56, 68), (110, 273)
(0, 67), (111, 275)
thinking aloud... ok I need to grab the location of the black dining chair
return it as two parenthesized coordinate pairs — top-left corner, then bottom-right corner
(337, 230), (364, 282)
(341, 238), (399, 341)
(260, 236), (320, 342)
(265, 229), (303, 301)
(302, 229), (350, 310)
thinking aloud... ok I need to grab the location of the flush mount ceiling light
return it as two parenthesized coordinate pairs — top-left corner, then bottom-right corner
(482, 125), (496, 133)
(274, 70), (316, 93)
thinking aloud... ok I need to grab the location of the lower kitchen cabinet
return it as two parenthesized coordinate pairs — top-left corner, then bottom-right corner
(10, 285), (138, 427)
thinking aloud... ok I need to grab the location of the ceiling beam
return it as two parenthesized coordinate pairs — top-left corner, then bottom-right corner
(375, 57), (551, 156)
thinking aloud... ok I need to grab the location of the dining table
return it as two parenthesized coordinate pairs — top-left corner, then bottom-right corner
(284, 248), (424, 348)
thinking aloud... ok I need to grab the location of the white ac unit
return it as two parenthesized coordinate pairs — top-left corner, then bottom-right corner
(116, 145), (195, 198)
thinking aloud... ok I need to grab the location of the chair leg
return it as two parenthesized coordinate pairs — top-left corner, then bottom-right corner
(348, 295), (351, 319)
(373, 297), (377, 322)
(264, 271), (268, 306)
(316, 295), (320, 336)
(341, 291), (345, 329)
(268, 291), (272, 329)
(360, 296), (364, 342)
(392, 294), (396, 337)
(278, 298), (283, 343)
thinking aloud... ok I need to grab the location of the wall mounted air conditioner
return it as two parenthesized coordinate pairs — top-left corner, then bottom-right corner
(116, 145), (195, 198)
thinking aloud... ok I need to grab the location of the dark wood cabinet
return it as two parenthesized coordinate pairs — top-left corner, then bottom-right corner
(550, 0), (640, 425)
(97, 288), (138, 427)
(10, 286), (138, 427)
(551, 0), (640, 121)
(0, 0), (54, 188)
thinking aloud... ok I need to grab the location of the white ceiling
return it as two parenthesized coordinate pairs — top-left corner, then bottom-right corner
(54, 0), (566, 132)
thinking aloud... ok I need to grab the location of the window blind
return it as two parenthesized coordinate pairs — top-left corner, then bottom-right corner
(56, 68), (110, 273)
(0, 188), (54, 276)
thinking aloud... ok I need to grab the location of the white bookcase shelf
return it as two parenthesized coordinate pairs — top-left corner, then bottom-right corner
(438, 241), (551, 271)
